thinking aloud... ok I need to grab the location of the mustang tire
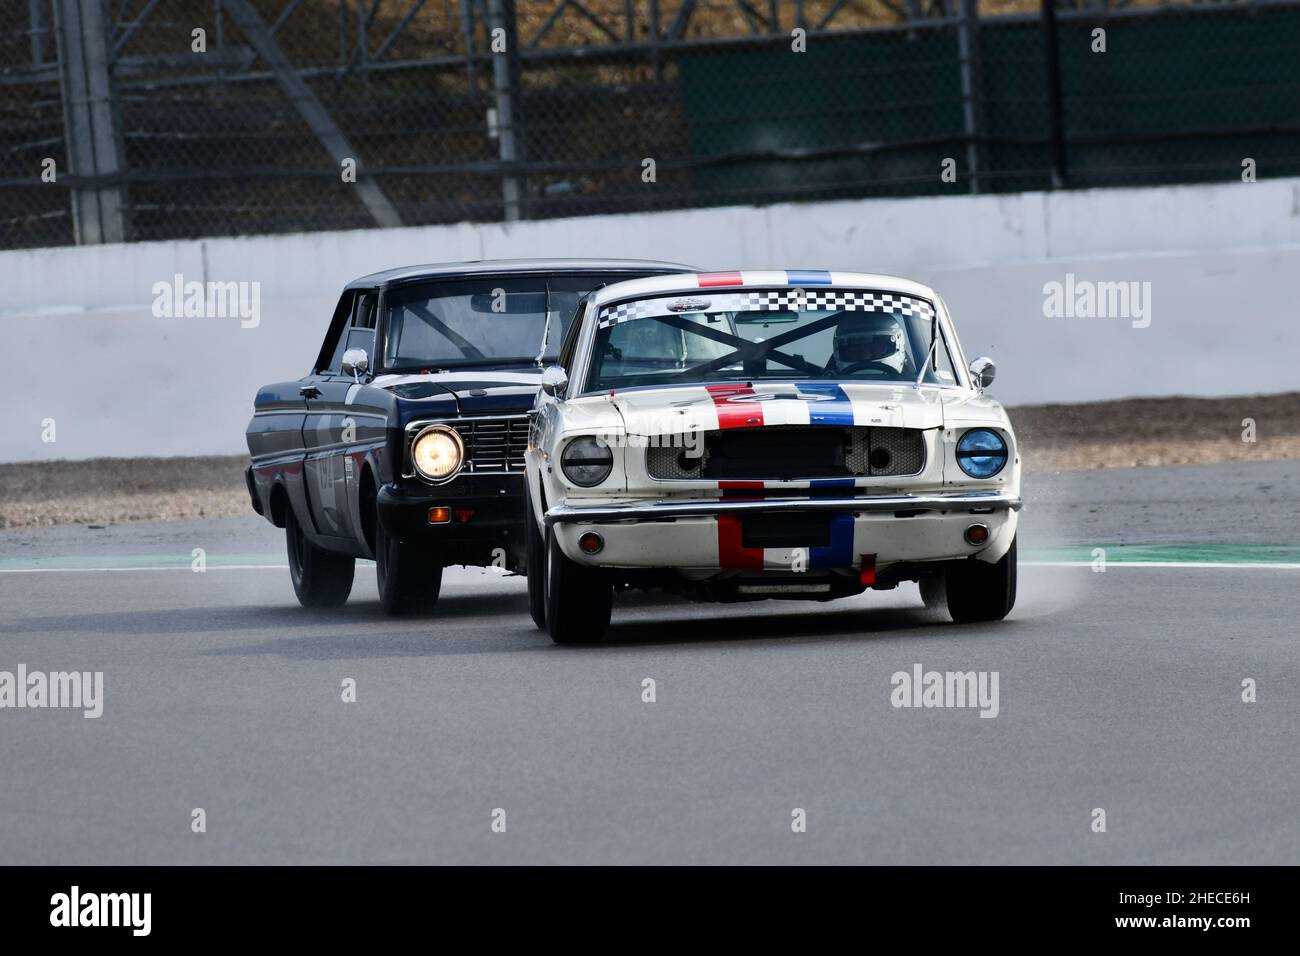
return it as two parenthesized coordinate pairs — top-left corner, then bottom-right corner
(545, 527), (611, 644)
(944, 536), (1017, 623)
(286, 506), (355, 608)
(524, 490), (547, 630)
(375, 519), (442, 615)
(918, 576), (946, 610)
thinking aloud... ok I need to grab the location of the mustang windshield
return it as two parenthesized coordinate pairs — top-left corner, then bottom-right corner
(383, 276), (606, 371)
(584, 289), (957, 392)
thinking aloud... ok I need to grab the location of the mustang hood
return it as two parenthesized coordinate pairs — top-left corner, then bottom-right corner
(609, 383), (948, 437)
(372, 370), (541, 415)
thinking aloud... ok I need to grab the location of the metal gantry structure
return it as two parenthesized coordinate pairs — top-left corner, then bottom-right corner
(16, 0), (994, 241)
(20, 1), (978, 79)
(3, 0), (1280, 244)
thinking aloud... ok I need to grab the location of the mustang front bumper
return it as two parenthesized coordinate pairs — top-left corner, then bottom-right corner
(545, 491), (1021, 570)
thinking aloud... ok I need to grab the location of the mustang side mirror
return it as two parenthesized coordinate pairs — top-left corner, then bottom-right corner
(342, 348), (370, 383)
(968, 356), (996, 390)
(540, 365), (568, 398)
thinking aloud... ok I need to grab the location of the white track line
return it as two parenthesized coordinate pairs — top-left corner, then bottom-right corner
(2, 561), (1298, 573)
(0, 564), (289, 573)
(1023, 561), (1300, 570)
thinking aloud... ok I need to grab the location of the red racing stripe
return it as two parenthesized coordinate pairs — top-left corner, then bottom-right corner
(717, 514), (763, 568)
(719, 481), (764, 501)
(697, 271), (744, 287)
(706, 383), (764, 429)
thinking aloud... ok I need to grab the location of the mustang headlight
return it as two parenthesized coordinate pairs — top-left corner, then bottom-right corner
(411, 425), (464, 482)
(956, 429), (1008, 479)
(561, 436), (613, 487)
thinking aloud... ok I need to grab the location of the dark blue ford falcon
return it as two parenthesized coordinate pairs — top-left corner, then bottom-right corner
(245, 258), (696, 614)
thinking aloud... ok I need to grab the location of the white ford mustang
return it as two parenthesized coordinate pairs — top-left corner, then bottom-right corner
(524, 270), (1020, 644)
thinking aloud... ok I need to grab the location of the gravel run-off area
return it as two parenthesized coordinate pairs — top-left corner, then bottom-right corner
(2, 392), (1297, 529)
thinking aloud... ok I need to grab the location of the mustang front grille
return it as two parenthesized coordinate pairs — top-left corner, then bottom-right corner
(644, 425), (925, 481)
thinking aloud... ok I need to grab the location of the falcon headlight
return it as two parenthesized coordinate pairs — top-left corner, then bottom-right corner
(411, 425), (464, 482)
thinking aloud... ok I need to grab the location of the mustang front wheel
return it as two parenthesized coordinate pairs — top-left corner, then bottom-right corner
(545, 527), (611, 644)
(286, 506), (354, 608)
(375, 519), (442, 615)
(944, 536), (1017, 623)
(524, 489), (547, 630)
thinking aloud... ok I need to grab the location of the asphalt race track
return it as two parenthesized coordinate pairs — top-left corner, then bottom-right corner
(1, 461), (1297, 865)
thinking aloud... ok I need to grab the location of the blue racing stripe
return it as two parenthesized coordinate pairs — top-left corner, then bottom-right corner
(810, 478), (855, 489)
(786, 270), (833, 286)
(797, 382), (855, 426)
(810, 513), (855, 568)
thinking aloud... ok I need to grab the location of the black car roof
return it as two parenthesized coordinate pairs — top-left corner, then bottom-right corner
(345, 258), (698, 291)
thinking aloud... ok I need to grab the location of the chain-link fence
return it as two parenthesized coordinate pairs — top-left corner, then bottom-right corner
(2, 0), (1298, 251)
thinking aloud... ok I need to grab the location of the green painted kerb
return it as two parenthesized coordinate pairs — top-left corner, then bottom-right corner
(1022, 544), (1300, 565)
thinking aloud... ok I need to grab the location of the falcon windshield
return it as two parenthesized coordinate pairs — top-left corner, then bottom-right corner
(583, 289), (957, 392)
(383, 275), (619, 372)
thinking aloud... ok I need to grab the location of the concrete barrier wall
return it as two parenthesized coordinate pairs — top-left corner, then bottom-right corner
(3, 177), (1298, 462)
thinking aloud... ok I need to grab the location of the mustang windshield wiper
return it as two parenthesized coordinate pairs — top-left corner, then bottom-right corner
(914, 311), (938, 387)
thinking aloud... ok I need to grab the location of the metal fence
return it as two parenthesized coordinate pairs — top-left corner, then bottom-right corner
(2, 0), (1298, 250)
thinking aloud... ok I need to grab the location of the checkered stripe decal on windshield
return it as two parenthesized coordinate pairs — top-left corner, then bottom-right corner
(597, 290), (935, 328)
(597, 300), (658, 327)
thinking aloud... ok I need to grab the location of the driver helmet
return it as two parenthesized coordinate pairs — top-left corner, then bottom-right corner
(619, 317), (682, 363)
(832, 313), (905, 372)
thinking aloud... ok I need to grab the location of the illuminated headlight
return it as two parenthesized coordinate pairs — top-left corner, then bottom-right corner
(956, 429), (1008, 479)
(411, 425), (464, 482)
(561, 436), (613, 487)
